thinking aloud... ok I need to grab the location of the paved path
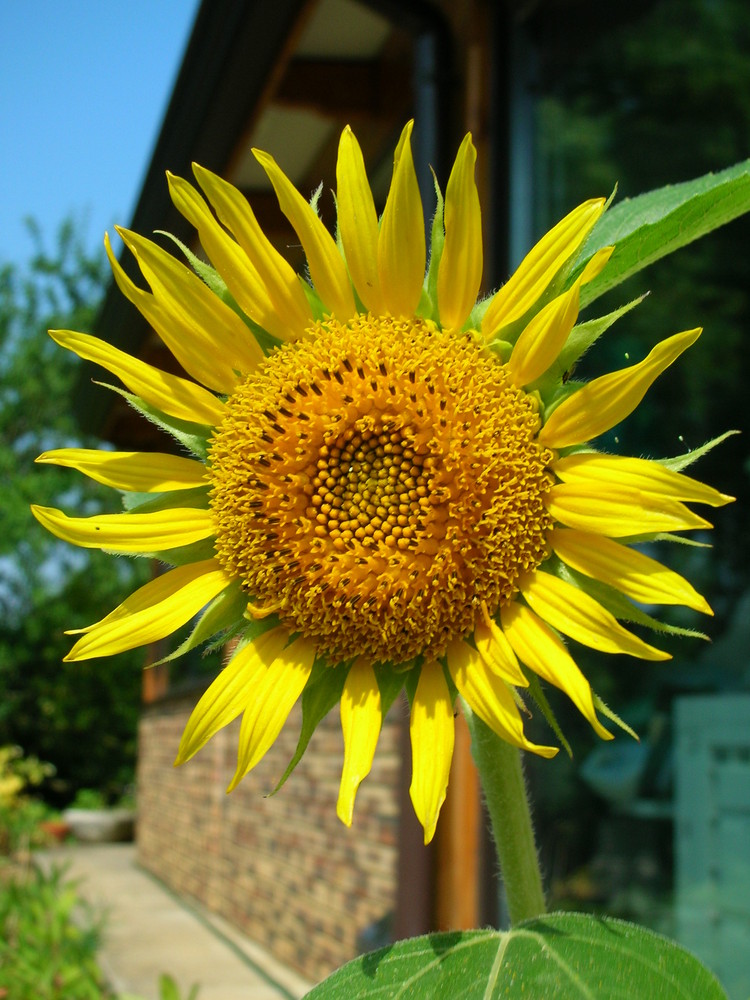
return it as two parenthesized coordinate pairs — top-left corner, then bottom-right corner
(40, 843), (311, 1000)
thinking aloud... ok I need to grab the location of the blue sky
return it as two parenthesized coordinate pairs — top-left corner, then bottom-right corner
(1, 2), (200, 267)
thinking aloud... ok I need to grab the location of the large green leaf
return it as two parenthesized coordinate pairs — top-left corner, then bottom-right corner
(576, 159), (750, 306)
(304, 913), (726, 999)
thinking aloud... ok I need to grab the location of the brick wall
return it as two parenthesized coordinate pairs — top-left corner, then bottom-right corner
(136, 686), (403, 983)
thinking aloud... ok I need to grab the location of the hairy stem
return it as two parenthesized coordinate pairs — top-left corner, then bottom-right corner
(463, 703), (546, 925)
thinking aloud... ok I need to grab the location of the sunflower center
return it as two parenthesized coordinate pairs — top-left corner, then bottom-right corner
(208, 315), (554, 665)
(310, 422), (430, 552)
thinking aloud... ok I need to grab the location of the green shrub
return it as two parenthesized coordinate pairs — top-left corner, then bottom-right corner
(0, 861), (110, 999)
(0, 745), (57, 855)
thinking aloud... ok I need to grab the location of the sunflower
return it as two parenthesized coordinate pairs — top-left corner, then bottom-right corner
(32, 122), (731, 843)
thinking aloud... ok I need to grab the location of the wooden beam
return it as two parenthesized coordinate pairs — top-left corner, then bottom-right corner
(276, 57), (409, 117)
(434, 711), (482, 930)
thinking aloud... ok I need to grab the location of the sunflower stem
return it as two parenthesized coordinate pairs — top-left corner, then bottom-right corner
(463, 703), (546, 925)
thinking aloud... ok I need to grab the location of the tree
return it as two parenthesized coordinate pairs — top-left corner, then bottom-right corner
(0, 218), (150, 804)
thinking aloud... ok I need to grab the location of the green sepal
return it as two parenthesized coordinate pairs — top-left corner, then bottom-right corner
(146, 537), (218, 568)
(154, 230), (230, 300)
(659, 532), (714, 548)
(309, 181), (323, 215)
(535, 292), (648, 393)
(153, 231), (283, 355)
(243, 315), (284, 357)
(488, 255), (584, 349)
(423, 169), (445, 321)
(659, 429), (740, 472)
(121, 486), (209, 514)
(302, 279), (328, 321)
(576, 157), (750, 307)
(467, 292), (493, 331)
(272, 659), (348, 794)
(95, 381), (212, 460)
(618, 531), (712, 548)
(539, 379), (582, 422)
(150, 582), (246, 667)
(486, 338), (513, 364)
(238, 610), (284, 647)
(558, 562), (710, 641)
(522, 669), (572, 757)
(373, 662), (409, 717)
(401, 661), (422, 707)
(592, 692), (639, 741)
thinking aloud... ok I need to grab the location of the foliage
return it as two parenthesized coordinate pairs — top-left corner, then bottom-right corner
(0, 745), (57, 855)
(0, 859), (199, 1000)
(0, 861), (110, 999)
(0, 219), (150, 804)
(122, 974), (201, 1000)
(0, 745), (53, 805)
(303, 914), (726, 999)
(68, 787), (111, 811)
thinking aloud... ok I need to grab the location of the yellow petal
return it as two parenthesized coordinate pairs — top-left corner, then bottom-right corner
(337, 659), (382, 827)
(437, 133), (482, 330)
(107, 232), (244, 395)
(229, 636), (316, 790)
(409, 660), (455, 845)
(500, 603), (612, 740)
(539, 329), (701, 448)
(473, 618), (529, 687)
(508, 247), (614, 387)
(176, 626), (290, 764)
(378, 121), (426, 318)
(192, 163), (312, 337)
(31, 505), (213, 553)
(335, 126), (384, 314)
(523, 569), (669, 661)
(35, 449), (206, 493)
(546, 482), (712, 536)
(64, 560), (230, 660)
(554, 452), (734, 507)
(550, 527), (713, 615)
(253, 150), (355, 320)
(116, 227), (264, 388)
(446, 640), (558, 757)
(49, 328), (225, 427)
(167, 173), (298, 344)
(481, 198), (605, 339)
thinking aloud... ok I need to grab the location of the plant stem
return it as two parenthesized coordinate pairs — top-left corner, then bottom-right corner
(463, 702), (546, 925)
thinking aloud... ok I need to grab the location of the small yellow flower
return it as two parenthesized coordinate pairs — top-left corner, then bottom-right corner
(32, 123), (732, 843)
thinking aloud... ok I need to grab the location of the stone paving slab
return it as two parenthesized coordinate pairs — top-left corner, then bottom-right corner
(39, 843), (311, 1000)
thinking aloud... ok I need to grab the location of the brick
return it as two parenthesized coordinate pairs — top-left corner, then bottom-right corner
(137, 690), (401, 980)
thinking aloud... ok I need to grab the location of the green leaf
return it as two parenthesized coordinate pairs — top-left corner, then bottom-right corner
(273, 660), (348, 793)
(304, 913), (727, 999)
(577, 158), (750, 306)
